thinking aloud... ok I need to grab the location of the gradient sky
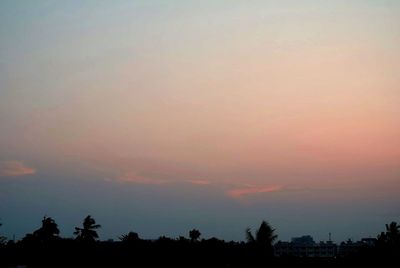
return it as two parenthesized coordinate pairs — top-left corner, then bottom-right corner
(1, 0), (399, 242)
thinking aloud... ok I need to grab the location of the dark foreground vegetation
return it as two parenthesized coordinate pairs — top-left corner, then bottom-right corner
(0, 216), (399, 267)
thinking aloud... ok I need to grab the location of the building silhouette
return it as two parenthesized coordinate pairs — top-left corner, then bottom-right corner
(274, 235), (337, 257)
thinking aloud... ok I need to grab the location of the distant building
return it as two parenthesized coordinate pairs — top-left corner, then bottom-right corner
(274, 235), (337, 257)
(338, 238), (377, 256)
(360, 238), (377, 247)
(291, 235), (315, 245)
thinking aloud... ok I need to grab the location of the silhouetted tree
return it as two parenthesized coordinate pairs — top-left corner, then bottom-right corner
(246, 221), (277, 257)
(189, 229), (201, 242)
(0, 221), (7, 246)
(74, 215), (101, 243)
(119, 231), (140, 243)
(177, 236), (189, 244)
(376, 221), (400, 258)
(385, 222), (400, 246)
(0, 236), (5, 246)
(377, 231), (387, 245)
(29, 216), (60, 243)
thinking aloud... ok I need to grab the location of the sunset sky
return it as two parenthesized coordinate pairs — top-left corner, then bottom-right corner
(1, 0), (399, 242)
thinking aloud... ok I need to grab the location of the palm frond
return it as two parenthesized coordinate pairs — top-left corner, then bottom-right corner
(245, 228), (255, 243)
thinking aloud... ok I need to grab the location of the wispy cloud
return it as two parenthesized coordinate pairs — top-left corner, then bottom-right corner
(117, 172), (282, 201)
(0, 161), (36, 177)
(186, 179), (211, 185)
(117, 172), (210, 186)
(227, 185), (283, 199)
(117, 172), (169, 185)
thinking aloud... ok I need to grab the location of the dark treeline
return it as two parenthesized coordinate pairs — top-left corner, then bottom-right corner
(0, 216), (399, 268)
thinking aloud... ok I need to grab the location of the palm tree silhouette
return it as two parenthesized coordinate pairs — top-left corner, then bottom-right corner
(246, 221), (277, 257)
(74, 215), (101, 243)
(385, 221), (400, 245)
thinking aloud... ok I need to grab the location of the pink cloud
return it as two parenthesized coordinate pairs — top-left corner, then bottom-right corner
(0, 161), (36, 177)
(227, 185), (283, 199)
(186, 179), (211, 185)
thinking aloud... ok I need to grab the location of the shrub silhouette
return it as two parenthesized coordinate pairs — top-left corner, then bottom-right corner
(119, 231), (140, 243)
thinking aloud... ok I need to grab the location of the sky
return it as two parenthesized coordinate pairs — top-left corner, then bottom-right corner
(0, 0), (399, 243)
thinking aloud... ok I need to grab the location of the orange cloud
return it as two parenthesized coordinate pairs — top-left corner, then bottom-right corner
(227, 185), (283, 199)
(0, 161), (36, 177)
